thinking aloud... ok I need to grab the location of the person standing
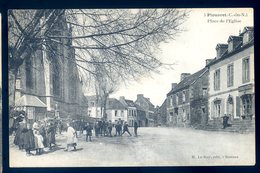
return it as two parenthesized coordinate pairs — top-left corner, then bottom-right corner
(14, 118), (26, 150)
(84, 123), (93, 142)
(107, 121), (113, 137)
(22, 124), (35, 156)
(34, 130), (44, 155)
(115, 122), (121, 136)
(121, 122), (132, 136)
(46, 122), (56, 150)
(134, 121), (139, 137)
(65, 123), (77, 151)
(94, 121), (99, 137)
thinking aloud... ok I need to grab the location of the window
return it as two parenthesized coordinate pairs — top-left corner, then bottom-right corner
(241, 94), (252, 117)
(176, 94), (179, 105)
(170, 96), (173, 106)
(25, 58), (33, 89)
(121, 110), (124, 116)
(227, 64), (234, 87)
(242, 57), (250, 83)
(201, 106), (206, 114)
(190, 87), (194, 98)
(52, 59), (61, 97)
(214, 100), (221, 117)
(214, 69), (220, 90)
(115, 110), (118, 116)
(202, 88), (207, 97)
(169, 112), (173, 122)
(182, 91), (186, 103)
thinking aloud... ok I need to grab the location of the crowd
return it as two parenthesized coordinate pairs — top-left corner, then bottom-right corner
(11, 113), (140, 156)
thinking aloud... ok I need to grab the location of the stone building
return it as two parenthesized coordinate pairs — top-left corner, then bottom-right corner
(106, 98), (128, 123)
(10, 11), (86, 122)
(135, 94), (155, 127)
(166, 67), (209, 127)
(157, 99), (167, 126)
(119, 96), (137, 126)
(206, 26), (254, 129)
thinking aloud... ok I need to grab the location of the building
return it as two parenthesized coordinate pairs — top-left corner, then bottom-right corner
(157, 99), (167, 126)
(135, 94), (155, 127)
(166, 67), (209, 127)
(119, 96), (137, 126)
(206, 27), (254, 126)
(9, 11), (85, 123)
(86, 95), (103, 119)
(106, 98), (128, 123)
(86, 96), (128, 123)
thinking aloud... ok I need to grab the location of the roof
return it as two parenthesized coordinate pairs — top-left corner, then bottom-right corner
(167, 68), (208, 96)
(240, 26), (254, 35)
(107, 98), (127, 110)
(144, 97), (155, 110)
(15, 94), (47, 107)
(85, 95), (102, 106)
(125, 99), (136, 107)
(134, 103), (145, 111)
(207, 27), (254, 67)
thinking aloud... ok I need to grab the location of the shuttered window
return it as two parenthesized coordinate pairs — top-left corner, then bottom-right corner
(227, 64), (234, 87)
(242, 57), (250, 83)
(214, 69), (220, 90)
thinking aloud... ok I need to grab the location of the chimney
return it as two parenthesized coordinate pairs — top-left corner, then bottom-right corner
(119, 96), (125, 101)
(216, 44), (228, 59)
(137, 94), (144, 99)
(205, 59), (213, 66)
(240, 26), (254, 45)
(180, 73), (190, 81)
(171, 83), (177, 89)
(227, 36), (242, 53)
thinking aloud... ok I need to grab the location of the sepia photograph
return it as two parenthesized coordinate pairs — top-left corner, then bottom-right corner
(7, 8), (255, 167)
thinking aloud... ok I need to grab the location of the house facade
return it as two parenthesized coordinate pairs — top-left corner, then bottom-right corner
(119, 96), (138, 126)
(135, 94), (155, 127)
(106, 98), (128, 123)
(10, 11), (85, 122)
(166, 68), (209, 127)
(86, 96), (128, 123)
(86, 95), (103, 119)
(207, 27), (254, 123)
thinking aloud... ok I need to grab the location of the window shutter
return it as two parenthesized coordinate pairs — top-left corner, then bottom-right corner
(211, 101), (214, 118)
(220, 100), (224, 117)
(252, 94), (255, 116)
(236, 96), (240, 117)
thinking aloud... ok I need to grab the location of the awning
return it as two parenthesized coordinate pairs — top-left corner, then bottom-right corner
(15, 94), (47, 108)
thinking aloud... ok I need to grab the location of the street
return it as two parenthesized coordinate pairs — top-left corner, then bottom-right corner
(9, 127), (255, 167)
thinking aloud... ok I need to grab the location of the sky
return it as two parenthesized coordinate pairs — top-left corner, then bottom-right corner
(110, 8), (254, 106)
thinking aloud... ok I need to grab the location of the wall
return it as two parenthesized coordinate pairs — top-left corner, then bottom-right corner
(208, 46), (254, 119)
(190, 70), (209, 126)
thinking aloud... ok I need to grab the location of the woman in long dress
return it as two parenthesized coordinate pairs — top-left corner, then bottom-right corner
(65, 123), (77, 151)
(22, 124), (35, 156)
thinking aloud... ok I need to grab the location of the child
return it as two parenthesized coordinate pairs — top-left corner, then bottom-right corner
(35, 130), (44, 155)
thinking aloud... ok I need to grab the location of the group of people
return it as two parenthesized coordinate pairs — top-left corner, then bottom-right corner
(12, 112), (140, 156)
(13, 115), (57, 156)
(92, 119), (139, 138)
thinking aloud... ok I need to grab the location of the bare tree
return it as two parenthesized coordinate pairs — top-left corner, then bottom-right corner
(8, 9), (188, 106)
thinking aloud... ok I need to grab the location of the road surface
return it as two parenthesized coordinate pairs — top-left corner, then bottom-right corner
(9, 127), (255, 167)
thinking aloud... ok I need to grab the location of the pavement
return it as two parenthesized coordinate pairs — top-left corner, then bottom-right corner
(9, 127), (255, 167)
